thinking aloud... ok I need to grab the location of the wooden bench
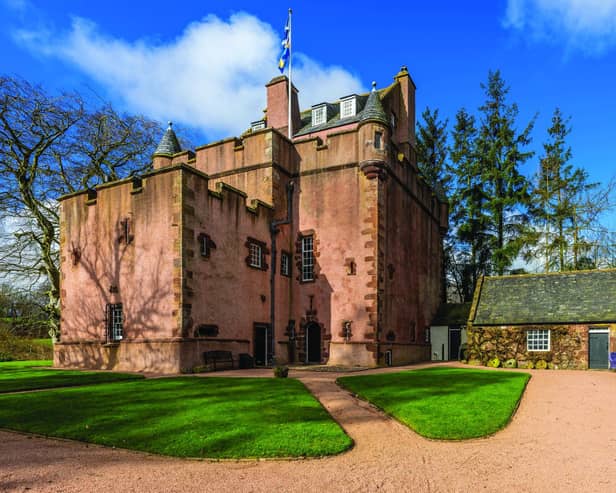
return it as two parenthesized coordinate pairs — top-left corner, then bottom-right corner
(203, 350), (234, 371)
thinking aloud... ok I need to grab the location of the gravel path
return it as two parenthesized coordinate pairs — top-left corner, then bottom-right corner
(1, 365), (615, 492)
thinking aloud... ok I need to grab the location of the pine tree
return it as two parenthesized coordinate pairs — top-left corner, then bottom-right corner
(476, 70), (535, 275)
(416, 107), (450, 197)
(533, 108), (599, 271)
(449, 108), (491, 300)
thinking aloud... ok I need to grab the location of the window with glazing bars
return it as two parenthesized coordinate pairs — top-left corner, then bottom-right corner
(106, 303), (123, 341)
(281, 251), (291, 277)
(527, 329), (550, 351)
(301, 236), (314, 281)
(249, 243), (262, 268)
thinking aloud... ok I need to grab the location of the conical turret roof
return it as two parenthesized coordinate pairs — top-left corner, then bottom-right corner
(360, 82), (389, 126)
(154, 122), (182, 156)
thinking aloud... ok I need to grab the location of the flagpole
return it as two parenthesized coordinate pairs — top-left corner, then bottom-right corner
(287, 8), (293, 139)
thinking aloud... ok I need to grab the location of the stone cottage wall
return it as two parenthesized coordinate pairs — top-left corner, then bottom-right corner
(467, 324), (591, 369)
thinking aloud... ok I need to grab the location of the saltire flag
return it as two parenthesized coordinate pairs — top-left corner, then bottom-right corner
(278, 14), (290, 73)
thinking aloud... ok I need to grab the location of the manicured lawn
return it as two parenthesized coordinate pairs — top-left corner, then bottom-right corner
(337, 367), (529, 440)
(0, 377), (352, 458)
(0, 360), (143, 393)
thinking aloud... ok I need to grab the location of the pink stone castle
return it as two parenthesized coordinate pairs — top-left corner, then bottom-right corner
(55, 67), (448, 373)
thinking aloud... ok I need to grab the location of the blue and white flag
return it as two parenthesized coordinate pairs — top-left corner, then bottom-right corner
(278, 14), (290, 73)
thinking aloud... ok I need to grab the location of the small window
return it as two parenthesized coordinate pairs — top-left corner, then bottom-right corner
(390, 112), (397, 129)
(374, 131), (383, 149)
(281, 251), (291, 277)
(194, 324), (219, 337)
(312, 105), (327, 126)
(245, 238), (267, 270)
(106, 303), (123, 342)
(301, 235), (314, 282)
(425, 327), (430, 343)
(249, 243), (262, 269)
(199, 234), (210, 258)
(251, 120), (265, 131)
(340, 96), (356, 118)
(527, 329), (550, 351)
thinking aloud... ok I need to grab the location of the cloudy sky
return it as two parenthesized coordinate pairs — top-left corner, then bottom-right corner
(1, 0), (615, 212)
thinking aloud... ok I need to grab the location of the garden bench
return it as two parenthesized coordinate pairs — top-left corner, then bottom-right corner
(203, 350), (234, 371)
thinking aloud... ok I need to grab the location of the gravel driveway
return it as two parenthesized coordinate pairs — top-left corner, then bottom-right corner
(1, 364), (615, 492)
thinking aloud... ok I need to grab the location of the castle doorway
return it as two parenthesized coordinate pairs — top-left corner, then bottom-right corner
(254, 323), (273, 366)
(305, 322), (321, 363)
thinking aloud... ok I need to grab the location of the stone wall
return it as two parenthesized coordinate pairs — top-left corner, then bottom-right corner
(467, 324), (591, 369)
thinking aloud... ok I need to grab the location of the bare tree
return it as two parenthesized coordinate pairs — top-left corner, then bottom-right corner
(0, 76), (160, 340)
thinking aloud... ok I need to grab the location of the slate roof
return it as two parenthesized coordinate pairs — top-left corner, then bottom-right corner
(360, 82), (389, 125)
(469, 270), (616, 326)
(154, 122), (182, 156)
(432, 303), (472, 326)
(294, 85), (389, 137)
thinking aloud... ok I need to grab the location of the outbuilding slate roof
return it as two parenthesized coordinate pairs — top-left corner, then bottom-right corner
(432, 303), (472, 326)
(469, 269), (616, 326)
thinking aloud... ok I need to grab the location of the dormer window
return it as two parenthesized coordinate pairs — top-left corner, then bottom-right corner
(312, 104), (327, 126)
(340, 96), (357, 119)
(251, 120), (265, 131)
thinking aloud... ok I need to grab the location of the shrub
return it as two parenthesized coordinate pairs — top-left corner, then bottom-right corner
(273, 366), (289, 378)
(503, 358), (517, 368)
(0, 351), (14, 362)
(487, 357), (500, 368)
(467, 359), (481, 366)
(0, 327), (53, 361)
(535, 359), (547, 370)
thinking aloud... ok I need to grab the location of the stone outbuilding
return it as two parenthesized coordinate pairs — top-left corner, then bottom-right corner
(55, 67), (448, 373)
(467, 270), (616, 369)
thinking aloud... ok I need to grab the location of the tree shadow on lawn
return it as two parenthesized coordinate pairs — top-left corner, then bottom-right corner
(0, 377), (352, 458)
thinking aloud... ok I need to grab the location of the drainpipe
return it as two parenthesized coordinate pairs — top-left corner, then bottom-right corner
(270, 181), (295, 364)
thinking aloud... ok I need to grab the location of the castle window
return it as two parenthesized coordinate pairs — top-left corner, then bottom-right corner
(199, 234), (211, 258)
(340, 96), (356, 119)
(312, 104), (327, 126)
(281, 251), (291, 277)
(251, 120), (265, 131)
(106, 303), (123, 342)
(527, 329), (550, 351)
(245, 238), (267, 270)
(301, 235), (314, 282)
(249, 243), (263, 269)
(374, 131), (383, 149)
(391, 112), (397, 129)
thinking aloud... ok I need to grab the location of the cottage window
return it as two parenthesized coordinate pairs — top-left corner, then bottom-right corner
(249, 243), (263, 269)
(312, 105), (327, 126)
(527, 329), (550, 351)
(106, 303), (123, 342)
(340, 96), (356, 118)
(281, 251), (291, 277)
(301, 235), (314, 281)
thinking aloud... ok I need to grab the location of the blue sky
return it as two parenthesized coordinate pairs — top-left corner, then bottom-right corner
(1, 0), (615, 225)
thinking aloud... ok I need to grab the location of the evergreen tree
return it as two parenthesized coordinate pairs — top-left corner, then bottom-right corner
(476, 70), (535, 275)
(449, 108), (491, 300)
(416, 107), (450, 197)
(533, 108), (599, 271)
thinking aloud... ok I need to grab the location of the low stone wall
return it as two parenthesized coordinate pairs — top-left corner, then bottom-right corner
(467, 324), (589, 370)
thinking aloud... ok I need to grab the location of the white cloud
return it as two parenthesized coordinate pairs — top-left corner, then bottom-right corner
(504, 0), (616, 53)
(13, 13), (364, 138)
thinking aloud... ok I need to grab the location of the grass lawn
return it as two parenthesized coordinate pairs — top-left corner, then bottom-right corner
(0, 360), (143, 393)
(337, 367), (529, 440)
(0, 377), (352, 458)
